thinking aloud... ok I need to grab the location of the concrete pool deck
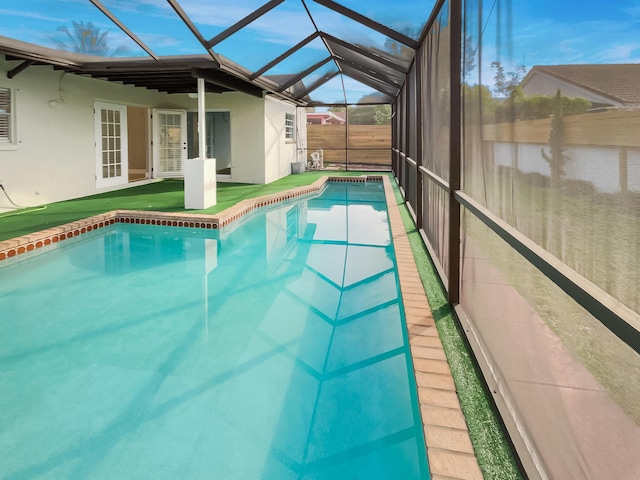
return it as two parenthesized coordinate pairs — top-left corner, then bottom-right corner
(0, 175), (483, 479)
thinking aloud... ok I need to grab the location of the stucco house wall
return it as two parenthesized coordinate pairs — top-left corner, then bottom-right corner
(0, 57), (303, 209)
(0, 58), (174, 207)
(521, 71), (620, 107)
(201, 92), (266, 184)
(264, 97), (306, 184)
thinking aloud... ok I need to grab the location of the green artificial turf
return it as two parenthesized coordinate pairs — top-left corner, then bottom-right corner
(0, 171), (522, 477)
(390, 182), (523, 479)
(0, 172), (367, 242)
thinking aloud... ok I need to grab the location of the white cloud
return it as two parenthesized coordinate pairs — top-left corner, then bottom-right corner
(598, 43), (640, 63)
(0, 8), (67, 23)
(498, 12), (640, 67)
(178, 1), (270, 28)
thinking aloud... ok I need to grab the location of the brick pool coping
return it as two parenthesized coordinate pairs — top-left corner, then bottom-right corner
(0, 176), (336, 261)
(0, 174), (482, 479)
(382, 175), (483, 480)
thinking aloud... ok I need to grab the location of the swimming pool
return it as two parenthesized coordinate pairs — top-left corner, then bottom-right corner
(0, 182), (429, 479)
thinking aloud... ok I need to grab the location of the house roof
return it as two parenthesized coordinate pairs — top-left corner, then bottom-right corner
(0, 1), (440, 106)
(307, 111), (346, 121)
(523, 64), (640, 106)
(1, 38), (266, 97)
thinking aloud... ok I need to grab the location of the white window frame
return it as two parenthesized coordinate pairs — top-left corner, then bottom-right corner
(285, 112), (295, 142)
(94, 102), (129, 188)
(0, 87), (16, 149)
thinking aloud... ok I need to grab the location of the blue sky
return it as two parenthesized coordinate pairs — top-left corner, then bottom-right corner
(1, 0), (639, 101)
(474, 0), (640, 73)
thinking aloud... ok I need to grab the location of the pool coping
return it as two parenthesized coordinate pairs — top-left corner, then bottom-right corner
(0, 175), (355, 261)
(0, 174), (482, 479)
(382, 175), (483, 480)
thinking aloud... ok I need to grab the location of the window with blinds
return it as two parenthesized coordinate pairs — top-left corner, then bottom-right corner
(0, 88), (12, 143)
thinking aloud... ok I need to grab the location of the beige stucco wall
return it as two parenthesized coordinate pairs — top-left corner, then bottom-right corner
(522, 72), (621, 107)
(197, 92), (266, 184)
(263, 97), (306, 184)
(0, 57), (184, 208)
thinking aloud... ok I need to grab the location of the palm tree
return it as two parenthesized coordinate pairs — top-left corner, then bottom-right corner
(55, 21), (129, 56)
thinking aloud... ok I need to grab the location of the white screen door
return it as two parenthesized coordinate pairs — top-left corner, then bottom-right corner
(95, 102), (128, 188)
(153, 109), (187, 178)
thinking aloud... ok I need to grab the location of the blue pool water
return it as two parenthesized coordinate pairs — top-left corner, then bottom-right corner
(0, 182), (429, 479)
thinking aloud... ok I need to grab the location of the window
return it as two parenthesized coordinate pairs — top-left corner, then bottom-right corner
(0, 87), (13, 144)
(186, 111), (231, 173)
(285, 112), (295, 141)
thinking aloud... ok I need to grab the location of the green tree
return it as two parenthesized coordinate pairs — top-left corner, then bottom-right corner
(463, 35), (477, 79)
(347, 105), (377, 125)
(491, 61), (507, 96)
(490, 61), (526, 97)
(494, 89), (591, 123)
(463, 84), (498, 120)
(374, 104), (391, 125)
(383, 26), (422, 60)
(55, 21), (129, 56)
(541, 90), (570, 180)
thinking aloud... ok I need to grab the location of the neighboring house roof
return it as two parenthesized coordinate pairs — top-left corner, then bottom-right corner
(307, 112), (347, 124)
(327, 112), (346, 123)
(521, 64), (640, 107)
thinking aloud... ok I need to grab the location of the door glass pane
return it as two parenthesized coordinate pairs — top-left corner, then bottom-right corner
(99, 107), (124, 180)
(187, 111), (231, 173)
(158, 112), (184, 173)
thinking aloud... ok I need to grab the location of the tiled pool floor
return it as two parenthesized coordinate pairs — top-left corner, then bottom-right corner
(0, 175), (482, 479)
(382, 176), (482, 480)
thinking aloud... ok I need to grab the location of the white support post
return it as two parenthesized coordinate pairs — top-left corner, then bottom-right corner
(198, 77), (207, 162)
(185, 77), (217, 209)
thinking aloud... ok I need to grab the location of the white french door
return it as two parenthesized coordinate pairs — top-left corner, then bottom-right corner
(153, 109), (187, 178)
(95, 102), (128, 188)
